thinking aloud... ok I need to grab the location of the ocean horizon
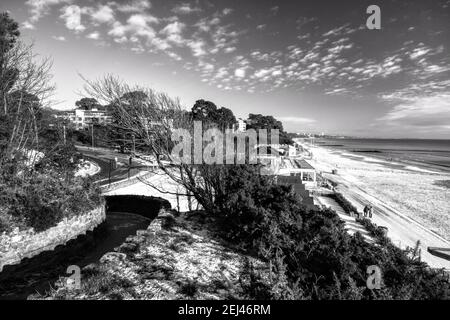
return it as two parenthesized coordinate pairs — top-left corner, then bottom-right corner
(313, 138), (450, 171)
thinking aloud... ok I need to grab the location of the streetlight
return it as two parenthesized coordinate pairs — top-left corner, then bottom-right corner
(91, 123), (94, 148)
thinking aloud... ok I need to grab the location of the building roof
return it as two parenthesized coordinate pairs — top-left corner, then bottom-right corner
(295, 159), (315, 170)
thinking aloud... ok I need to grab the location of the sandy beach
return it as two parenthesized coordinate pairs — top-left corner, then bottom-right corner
(299, 140), (450, 269)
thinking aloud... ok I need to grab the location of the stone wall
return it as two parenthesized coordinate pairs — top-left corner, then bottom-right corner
(0, 206), (105, 272)
(99, 171), (154, 194)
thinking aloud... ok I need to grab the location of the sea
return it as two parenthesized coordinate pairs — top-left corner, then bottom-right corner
(311, 138), (450, 173)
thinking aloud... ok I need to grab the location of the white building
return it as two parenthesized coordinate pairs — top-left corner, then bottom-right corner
(288, 145), (297, 157)
(236, 118), (247, 132)
(59, 108), (112, 130)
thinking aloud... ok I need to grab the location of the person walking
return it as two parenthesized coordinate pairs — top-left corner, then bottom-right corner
(363, 205), (369, 218)
(368, 205), (373, 218)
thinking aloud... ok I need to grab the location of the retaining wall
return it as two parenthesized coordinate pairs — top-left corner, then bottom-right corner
(99, 171), (155, 194)
(0, 206), (105, 272)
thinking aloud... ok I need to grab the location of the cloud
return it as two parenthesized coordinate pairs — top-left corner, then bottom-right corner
(60, 5), (85, 33)
(378, 93), (450, 130)
(224, 47), (236, 53)
(167, 51), (182, 61)
(89, 5), (115, 24)
(186, 39), (206, 56)
(127, 13), (159, 26)
(172, 3), (201, 15)
(115, 0), (151, 13)
(24, 0), (72, 27)
(322, 24), (353, 37)
(52, 35), (66, 41)
(108, 13), (159, 43)
(21, 21), (35, 30)
(277, 117), (316, 124)
(87, 31), (100, 40)
(222, 8), (233, 15)
(234, 68), (246, 78)
(409, 46), (431, 60)
(160, 21), (185, 45)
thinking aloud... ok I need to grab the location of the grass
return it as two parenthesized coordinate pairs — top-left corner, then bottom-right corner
(39, 265), (136, 300)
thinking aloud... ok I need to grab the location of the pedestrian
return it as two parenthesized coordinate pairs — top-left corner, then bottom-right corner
(368, 205), (373, 218)
(363, 205), (369, 218)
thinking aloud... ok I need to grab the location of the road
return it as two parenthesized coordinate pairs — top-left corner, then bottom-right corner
(76, 145), (154, 186)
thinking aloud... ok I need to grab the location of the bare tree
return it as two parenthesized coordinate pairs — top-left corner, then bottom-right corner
(82, 74), (242, 212)
(0, 40), (55, 163)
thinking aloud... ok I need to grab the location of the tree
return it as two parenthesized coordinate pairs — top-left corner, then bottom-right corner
(104, 91), (149, 153)
(215, 106), (236, 130)
(120, 91), (148, 106)
(0, 13), (100, 234)
(75, 97), (100, 110)
(247, 113), (293, 145)
(0, 12), (54, 162)
(192, 99), (218, 121)
(191, 99), (236, 130)
(82, 75), (252, 211)
(0, 12), (20, 62)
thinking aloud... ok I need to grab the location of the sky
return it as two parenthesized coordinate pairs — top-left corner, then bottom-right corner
(1, 0), (450, 138)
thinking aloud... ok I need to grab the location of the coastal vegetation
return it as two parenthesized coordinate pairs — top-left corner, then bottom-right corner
(1, 12), (449, 301)
(0, 13), (101, 233)
(58, 74), (450, 300)
(329, 192), (359, 215)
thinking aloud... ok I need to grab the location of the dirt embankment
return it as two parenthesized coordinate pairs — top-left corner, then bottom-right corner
(32, 210), (265, 300)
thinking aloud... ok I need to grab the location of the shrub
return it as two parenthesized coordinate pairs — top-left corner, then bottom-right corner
(0, 166), (101, 232)
(179, 279), (199, 297)
(213, 165), (450, 300)
(330, 192), (359, 215)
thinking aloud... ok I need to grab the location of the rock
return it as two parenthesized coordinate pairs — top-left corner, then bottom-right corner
(125, 235), (146, 244)
(11, 235), (22, 243)
(158, 210), (175, 219)
(100, 252), (127, 264)
(136, 230), (150, 237)
(118, 242), (138, 253)
(148, 221), (162, 233)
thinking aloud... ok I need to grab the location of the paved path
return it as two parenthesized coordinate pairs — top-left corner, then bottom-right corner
(317, 196), (374, 243)
(323, 172), (450, 269)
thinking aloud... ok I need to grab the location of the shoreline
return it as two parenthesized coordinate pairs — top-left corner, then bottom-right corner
(312, 138), (450, 175)
(297, 139), (450, 269)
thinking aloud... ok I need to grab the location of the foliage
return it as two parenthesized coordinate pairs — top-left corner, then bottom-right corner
(191, 99), (236, 130)
(213, 165), (450, 300)
(75, 97), (101, 110)
(247, 113), (294, 145)
(78, 78), (449, 300)
(0, 12), (20, 53)
(0, 14), (101, 234)
(0, 165), (101, 232)
(330, 192), (359, 215)
(0, 11), (54, 160)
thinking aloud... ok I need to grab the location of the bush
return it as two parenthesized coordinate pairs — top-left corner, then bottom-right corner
(0, 165), (101, 232)
(330, 192), (359, 215)
(212, 165), (450, 300)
